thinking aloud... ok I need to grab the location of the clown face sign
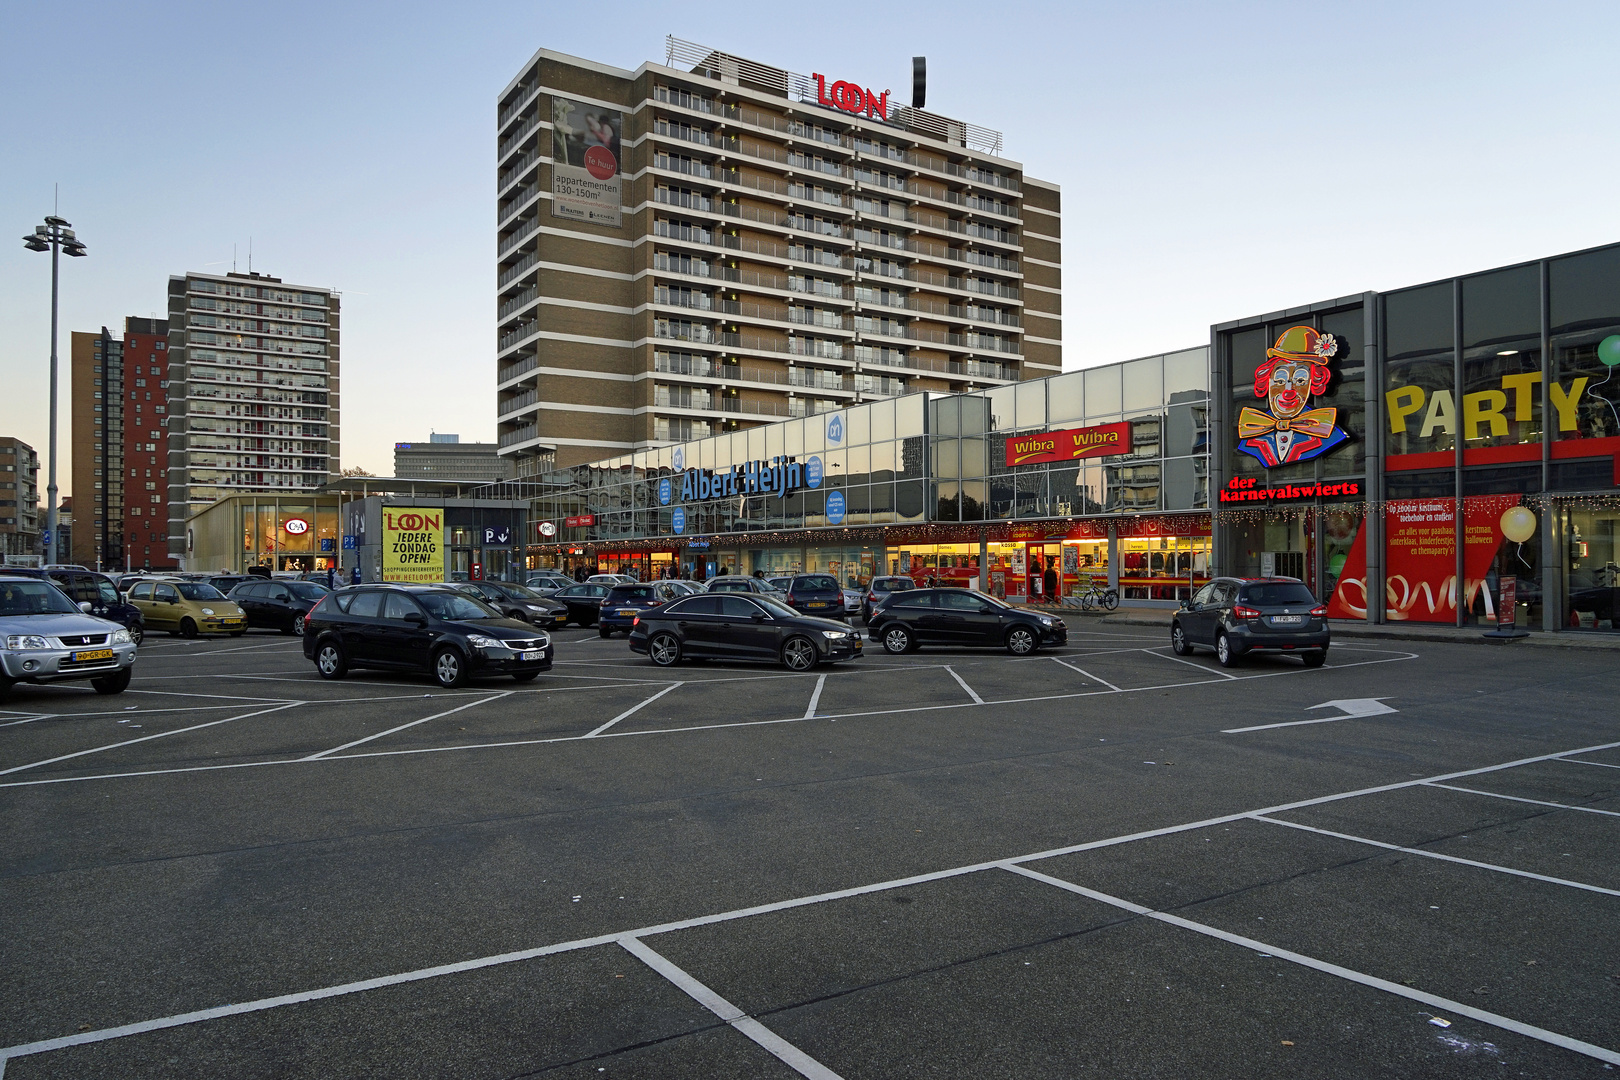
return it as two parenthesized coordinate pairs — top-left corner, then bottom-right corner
(1236, 326), (1349, 467)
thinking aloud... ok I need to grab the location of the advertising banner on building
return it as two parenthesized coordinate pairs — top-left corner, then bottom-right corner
(1005, 421), (1132, 467)
(551, 97), (623, 227)
(381, 507), (444, 583)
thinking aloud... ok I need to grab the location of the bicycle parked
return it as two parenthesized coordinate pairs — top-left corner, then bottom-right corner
(1075, 579), (1120, 611)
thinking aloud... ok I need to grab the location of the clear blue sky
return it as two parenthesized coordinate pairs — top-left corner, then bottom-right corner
(3, 1), (1618, 491)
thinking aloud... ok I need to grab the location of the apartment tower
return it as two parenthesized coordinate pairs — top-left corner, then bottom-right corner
(0, 438), (40, 562)
(494, 38), (1061, 472)
(69, 328), (123, 568)
(164, 271), (341, 566)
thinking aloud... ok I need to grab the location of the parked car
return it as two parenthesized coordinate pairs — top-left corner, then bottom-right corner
(772, 573), (847, 620)
(125, 578), (247, 637)
(6, 567), (147, 645)
(705, 575), (785, 597)
(861, 576), (916, 622)
(656, 579), (702, 600)
(598, 582), (672, 637)
(587, 573), (634, 587)
(303, 584), (552, 688)
(841, 586), (863, 616)
(548, 582), (612, 626)
(206, 574), (254, 596)
(1171, 577), (1329, 667)
(228, 578), (331, 635)
(448, 581), (569, 629)
(630, 592), (862, 670)
(867, 588), (1066, 656)
(0, 575), (139, 696)
(525, 572), (575, 594)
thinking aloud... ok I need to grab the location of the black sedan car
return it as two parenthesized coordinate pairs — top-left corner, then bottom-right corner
(303, 584), (552, 688)
(449, 580), (569, 629)
(630, 592), (861, 670)
(867, 588), (1067, 655)
(548, 582), (612, 626)
(229, 578), (332, 635)
(1171, 577), (1329, 667)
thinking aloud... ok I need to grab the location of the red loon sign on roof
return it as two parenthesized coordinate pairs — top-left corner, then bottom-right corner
(813, 73), (889, 120)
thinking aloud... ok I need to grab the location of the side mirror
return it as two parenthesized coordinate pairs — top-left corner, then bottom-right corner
(1179, 599), (1191, 611)
(752, 613), (767, 623)
(78, 601), (93, 613)
(404, 612), (427, 626)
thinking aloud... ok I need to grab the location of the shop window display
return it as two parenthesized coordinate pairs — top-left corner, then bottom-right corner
(1564, 509), (1620, 630)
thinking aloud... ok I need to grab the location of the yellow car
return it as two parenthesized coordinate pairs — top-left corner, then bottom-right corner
(126, 578), (247, 637)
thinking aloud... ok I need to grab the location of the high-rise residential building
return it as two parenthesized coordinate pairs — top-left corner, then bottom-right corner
(494, 38), (1062, 473)
(0, 437), (40, 563)
(69, 319), (177, 571)
(165, 271), (341, 567)
(394, 436), (514, 482)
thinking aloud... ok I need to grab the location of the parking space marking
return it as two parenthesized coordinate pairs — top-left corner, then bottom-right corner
(0, 702), (303, 778)
(1425, 782), (1620, 818)
(1140, 647), (1240, 680)
(1047, 656), (1120, 690)
(1563, 758), (1620, 771)
(803, 674), (827, 719)
(1251, 814), (1620, 898)
(944, 666), (984, 705)
(8, 734), (1619, 1070)
(126, 687), (295, 704)
(618, 937), (845, 1080)
(585, 682), (684, 738)
(303, 692), (514, 760)
(998, 864), (1620, 1068)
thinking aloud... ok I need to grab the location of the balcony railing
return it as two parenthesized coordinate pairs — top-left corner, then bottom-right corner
(498, 354), (539, 384)
(499, 251), (538, 289)
(498, 389), (537, 417)
(499, 424), (538, 448)
(498, 114), (539, 160)
(499, 219), (537, 257)
(499, 322), (536, 351)
(498, 287), (537, 320)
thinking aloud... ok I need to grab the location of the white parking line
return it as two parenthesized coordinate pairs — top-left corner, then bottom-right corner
(585, 683), (684, 737)
(1424, 782), (1620, 818)
(618, 937), (844, 1080)
(803, 674), (827, 719)
(1562, 758), (1620, 771)
(0, 702), (303, 778)
(944, 666), (984, 705)
(1047, 656), (1121, 691)
(302, 692), (514, 760)
(998, 864), (1620, 1068)
(1140, 647), (1240, 679)
(1251, 815), (1620, 898)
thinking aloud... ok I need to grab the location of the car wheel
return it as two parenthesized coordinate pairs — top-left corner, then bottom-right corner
(599, 625), (614, 638)
(292, 614), (306, 637)
(1006, 626), (1038, 656)
(229, 630), (246, 637)
(881, 626), (913, 655)
(180, 617), (199, 639)
(128, 622), (144, 646)
(648, 632), (681, 667)
(1215, 631), (1240, 668)
(781, 635), (818, 671)
(315, 640), (347, 680)
(1302, 649), (1327, 668)
(1171, 622), (1192, 655)
(433, 647), (468, 689)
(91, 668), (132, 695)
(512, 670), (540, 682)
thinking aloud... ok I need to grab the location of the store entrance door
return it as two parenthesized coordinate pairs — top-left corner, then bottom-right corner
(1027, 542), (1061, 603)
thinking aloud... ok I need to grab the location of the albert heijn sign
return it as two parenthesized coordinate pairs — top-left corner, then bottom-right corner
(812, 73), (890, 120)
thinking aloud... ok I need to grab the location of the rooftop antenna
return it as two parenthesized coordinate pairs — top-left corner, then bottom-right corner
(233, 244), (238, 273)
(248, 237), (253, 273)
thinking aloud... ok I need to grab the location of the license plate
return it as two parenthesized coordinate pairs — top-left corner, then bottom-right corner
(809, 602), (830, 608)
(1270, 615), (1303, 625)
(520, 650), (543, 661)
(72, 649), (115, 662)
(618, 609), (637, 615)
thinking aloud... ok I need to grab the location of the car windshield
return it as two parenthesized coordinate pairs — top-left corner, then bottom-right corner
(491, 583), (543, 599)
(0, 580), (80, 616)
(612, 585), (656, 600)
(875, 578), (914, 592)
(176, 583), (225, 600)
(415, 591), (499, 621)
(795, 576), (839, 591)
(287, 582), (331, 600)
(752, 596), (801, 620)
(1241, 582), (1317, 606)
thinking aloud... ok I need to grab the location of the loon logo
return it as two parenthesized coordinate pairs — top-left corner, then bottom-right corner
(826, 414), (844, 444)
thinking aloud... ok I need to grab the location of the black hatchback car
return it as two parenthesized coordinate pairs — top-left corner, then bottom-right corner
(1171, 577), (1330, 667)
(8, 567), (146, 644)
(772, 573), (846, 620)
(547, 582), (612, 627)
(630, 592), (861, 670)
(229, 578), (332, 635)
(303, 584), (552, 688)
(867, 588), (1067, 655)
(450, 581), (569, 629)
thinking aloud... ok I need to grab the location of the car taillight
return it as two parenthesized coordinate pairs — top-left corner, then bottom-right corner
(1310, 605), (1327, 616)
(633, 615), (640, 626)
(1232, 604), (1262, 620)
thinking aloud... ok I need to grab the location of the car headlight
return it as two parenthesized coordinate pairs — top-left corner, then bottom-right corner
(822, 630), (848, 640)
(467, 634), (503, 650)
(111, 629), (132, 645)
(201, 608), (216, 616)
(4, 635), (50, 650)
(1038, 616), (1055, 626)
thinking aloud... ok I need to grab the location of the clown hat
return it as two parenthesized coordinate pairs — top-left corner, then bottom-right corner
(1267, 325), (1337, 364)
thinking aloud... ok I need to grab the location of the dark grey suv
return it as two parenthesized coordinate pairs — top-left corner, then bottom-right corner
(1171, 577), (1329, 667)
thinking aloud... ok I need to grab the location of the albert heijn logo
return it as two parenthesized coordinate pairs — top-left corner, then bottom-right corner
(826, 413), (843, 444)
(813, 73), (890, 120)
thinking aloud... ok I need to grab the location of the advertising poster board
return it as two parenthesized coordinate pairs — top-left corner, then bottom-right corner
(551, 97), (623, 227)
(381, 507), (444, 583)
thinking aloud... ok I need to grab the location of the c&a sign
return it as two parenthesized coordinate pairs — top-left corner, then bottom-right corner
(1006, 421), (1132, 467)
(812, 73), (889, 120)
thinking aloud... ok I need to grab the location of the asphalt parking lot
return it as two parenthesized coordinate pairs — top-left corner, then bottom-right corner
(1, 621), (1618, 1078)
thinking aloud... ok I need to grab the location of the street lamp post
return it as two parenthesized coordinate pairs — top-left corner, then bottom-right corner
(22, 217), (87, 568)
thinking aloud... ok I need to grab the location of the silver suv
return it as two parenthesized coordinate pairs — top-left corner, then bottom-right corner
(0, 575), (138, 696)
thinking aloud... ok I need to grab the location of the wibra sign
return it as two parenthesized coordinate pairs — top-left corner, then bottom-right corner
(813, 73), (890, 120)
(1006, 422), (1133, 467)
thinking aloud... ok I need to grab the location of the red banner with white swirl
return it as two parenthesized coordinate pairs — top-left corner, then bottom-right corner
(1327, 496), (1518, 622)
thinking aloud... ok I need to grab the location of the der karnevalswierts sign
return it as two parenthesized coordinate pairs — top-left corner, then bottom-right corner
(1006, 421), (1132, 467)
